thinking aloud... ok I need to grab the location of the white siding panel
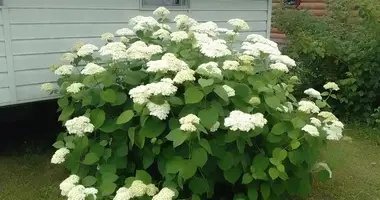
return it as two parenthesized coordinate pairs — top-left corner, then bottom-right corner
(15, 68), (56, 86)
(0, 57), (7, 72)
(190, 0), (268, 10)
(0, 73), (9, 88)
(7, 0), (140, 8)
(0, 10), (3, 24)
(190, 10), (268, 21)
(13, 54), (61, 71)
(0, 26), (4, 40)
(0, 87), (11, 104)
(0, 42), (5, 56)
(16, 84), (55, 101)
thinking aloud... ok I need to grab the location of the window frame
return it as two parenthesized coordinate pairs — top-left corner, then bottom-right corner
(283, 0), (301, 8)
(139, 0), (190, 10)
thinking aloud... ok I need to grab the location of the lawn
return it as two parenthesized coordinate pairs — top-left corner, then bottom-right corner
(0, 126), (379, 200)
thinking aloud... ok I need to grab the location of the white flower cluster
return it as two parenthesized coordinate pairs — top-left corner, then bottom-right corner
(116, 28), (135, 36)
(77, 44), (99, 57)
(174, 14), (198, 30)
(81, 63), (106, 75)
(125, 41), (162, 60)
(101, 32), (114, 41)
(55, 65), (74, 76)
(222, 85), (235, 97)
(242, 42), (281, 57)
(304, 88), (322, 100)
(224, 110), (267, 132)
(173, 69), (196, 84)
(61, 53), (77, 63)
(323, 82), (340, 91)
(153, 29), (171, 40)
(196, 62), (222, 79)
(302, 124), (320, 137)
(129, 16), (159, 32)
(190, 21), (218, 36)
(269, 55), (296, 67)
(193, 33), (213, 48)
(239, 55), (254, 64)
(179, 114), (200, 132)
(65, 116), (95, 137)
(318, 111), (338, 122)
(59, 175), (98, 200)
(66, 83), (85, 94)
(99, 42), (128, 60)
(246, 34), (278, 48)
(146, 53), (188, 73)
(269, 63), (289, 73)
(210, 121), (220, 132)
(276, 102), (294, 113)
(153, 7), (170, 16)
(228, 18), (249, 30)
(129, 78), (177, 104)
(152, 188), (176, 200)
(170, 31), (189, 42)
(222, 60), (240, 71)
(200, 39), (231, 58)
(310, 117), (322, 127)
(298, 100), (320, 114)
(41, 83), (54, 92)
(323, 120), (344, 141)
(147, 101), (171, 120)
(51, 147), (70, 164)
(114, 180), (161, 200)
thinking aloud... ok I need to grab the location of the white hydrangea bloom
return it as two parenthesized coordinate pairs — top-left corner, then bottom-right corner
(129, 180), (147, 197)
(72, 41), (85, 52)
(226, 30), (238, 36)
(129, 16), (159, 32)
(66, 83), (85, 94)
(224, 110), (267, 132)
(152, 29), (171, 40)
(174, 14), (198, 30)
(200, 39), (232, 58)
(180, 123), (197, 132)
(120, 36), (129, 43)
(147, 101), (171, 120)
(196, 62), (222, 79)
(129, 85), (151, 105)
(41, 83), (54, 92)
(147, 53), (188, 73)
(190, 21), (218, 36)
(210, 121), (220, 132)
(302, 124), (320, 137)
(129, 79), (177, 104)
(170, 31), (189, 42)
(99, 42), (128, 60)
(84, 188), (98, 200)
(81, 63), (106, 75)
(246, 34), (278, 48)
(276, 105), (290, 113)
(77, 44), (99, 57)
(179, 114), (200, 125)
(60, 175), (80, 196)
(323, 120), (344, 141)
(152, 188), (176, 200)
(223, 85), (235, 97)
(65, 116), (95, 137)
(310, 117), (322, 127)
(228, 18), (249, 30)
(217, 28), (229, 33)
(269, 55), (296, 67)
(304, 88), (322, 100)
(323, 82), (340, 91)
(125, 41), (163, 60)
(242, 42), (281, 56)
(116, 28), (135, 36)
(101, 32), (114, 41)
(285, 102), (294, 112)
(67, 185), (86, 200)
(114, 187), (132, 200)
(318, 111), (338, 122)
(222, 60), (240, 71)
(193, 32), (213, 48)
(146, 184), (159, 196)
(55, 65), (74, 76)
(239, 55), (254, 64)
(298, 100), (320, 114)
(153, 6), (170, 16)
(61, 53), (78, 63)
(270, 63), (289, 73)
(173, 69), (196, 84)
(159, 23), (172, 30)
(51, 147), (70, 164)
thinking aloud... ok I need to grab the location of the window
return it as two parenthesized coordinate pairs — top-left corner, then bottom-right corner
(141, 0), (189, 8)
(283, 0), (301, 7)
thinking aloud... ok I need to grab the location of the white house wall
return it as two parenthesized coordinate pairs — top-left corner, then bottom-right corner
(0, 0), (271, 106)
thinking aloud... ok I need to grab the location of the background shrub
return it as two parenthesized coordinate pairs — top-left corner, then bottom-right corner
(273, 0), (380, 122)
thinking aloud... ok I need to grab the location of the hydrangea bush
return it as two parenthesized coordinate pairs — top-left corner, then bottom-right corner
(43, 7), (344, 200)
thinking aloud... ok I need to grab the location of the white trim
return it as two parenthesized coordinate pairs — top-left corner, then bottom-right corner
(266, 0), (273, 38)
(139, 0), (190, 10)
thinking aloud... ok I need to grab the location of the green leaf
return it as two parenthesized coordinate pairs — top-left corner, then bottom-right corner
(52, 141), (64, 149)
(166, 129), (188, 148)
(136, 170), (152, 184)
(291, 140), (301, 150)
(288, 130), (300, 140)
(315, 100), (327, 108)
(150, 95), (166, 105)
(100, 119), (119, 133)
(179, 161), (197, 180)
(248, 187), (258, 200)
(116, 110), (134, 124)
(90, 109), (105, 129)
(100, 88), (116, 103)
(102, 173), (119, 183)
(288, 150), (304, 165)
(234, 84), (251, 97)
(99, 182), (117, 196)
(189, 177), (209, 194)
(321, 91), (329, 96)
(143, 152), (154, 169)
(83, 152), (99, 165)
(192, 195), (201, 200)
(113, 92), (127, 106)
(58, 97), (69, 108)
(184, 87), (204, 104)
(260, 183), (271, 200)
(218, 152), (234, 170)
(242, 173), (253, 184)
(269, 167), (279, 180)
(273, 148), (287, 161)
(291, 117), (306, 129)
(199, 139), (212, 155)
(169, 96), (184, 106)
(90, 143), (105, 156)
(277, 164), (285, 172)
(166, 159), (182, 174)
(269, 158), (280, 166)
(139, 118), (166, 138)
(116, 144), (128, 157)
(192, 148), (208, 167)
(198, 108), (219, 129)
(82, 176), (97, 187)
(58, 105), (74, 121)
(65, 142), (75, 149)
(252, 154), (269, 172)
(198, 78), (214, 88)
(224, 166), (242, 184)
(214, 85), (229, 102)
(317, 170), (330, 182)
(99, 164), (117, 174)
(128, 127), (135, 148)
(265, 95), (281, 109)
(271, 122), (292, 135)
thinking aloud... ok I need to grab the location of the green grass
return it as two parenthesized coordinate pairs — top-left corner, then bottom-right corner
(0, 126), (379, 200)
